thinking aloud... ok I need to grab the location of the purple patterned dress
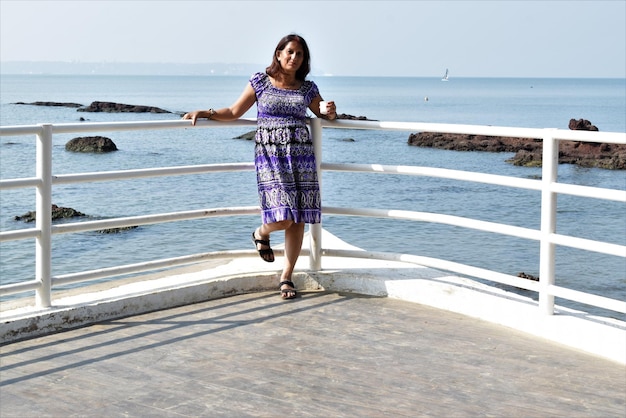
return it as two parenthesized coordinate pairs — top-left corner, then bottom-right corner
(250, 72), (321, 225)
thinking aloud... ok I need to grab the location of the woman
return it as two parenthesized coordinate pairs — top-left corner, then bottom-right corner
(183, 34), (336, 299)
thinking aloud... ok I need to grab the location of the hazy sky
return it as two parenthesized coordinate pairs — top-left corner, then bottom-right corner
(1, 0), (624, 78)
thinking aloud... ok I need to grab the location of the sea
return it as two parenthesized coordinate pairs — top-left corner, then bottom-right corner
(1, 74), (625, 317)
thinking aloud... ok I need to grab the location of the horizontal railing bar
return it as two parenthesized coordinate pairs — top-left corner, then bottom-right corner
(51, 206), (260, 235)
(550, 182), (626, 202)
(551, 130), (626, 144)
(322, 162), (542, 190)
(0, 228), (40, 242)
(4, 119), (624, 145)
(323, 120), (545, 137)
(0, 279), (40, 296)
(323, 162), (623, 202)
(0, 125), (42, 136)
(322, 120), (626, 144)
(0, 119), (256, 137)
(53, 162), (255, 184)
(322, 248), (541, 292)
(46, 118), (257, 134)
(0, 177), (41, 190)
(549, 284), (626, 314)
(324, 206), (541, 240)
(549, 233), (626, 257)
(324, 206), (624, 258)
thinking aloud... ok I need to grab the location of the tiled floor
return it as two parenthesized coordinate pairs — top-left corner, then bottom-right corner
(1, 291), (624, 417)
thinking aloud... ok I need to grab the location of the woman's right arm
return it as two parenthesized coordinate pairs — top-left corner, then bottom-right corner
(183, 84), (256, 125)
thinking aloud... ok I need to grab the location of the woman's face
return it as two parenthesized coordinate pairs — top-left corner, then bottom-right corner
(277, 41), (304, 74)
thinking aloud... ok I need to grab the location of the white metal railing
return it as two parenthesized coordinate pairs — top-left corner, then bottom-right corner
(1, 118), (625, 316)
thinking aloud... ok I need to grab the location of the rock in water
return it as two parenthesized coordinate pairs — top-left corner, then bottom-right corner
(14, 204), (87, 222)
(78, 101), (171, 113)
(569, 118), (598, 131)
(65, 136), (118, 153)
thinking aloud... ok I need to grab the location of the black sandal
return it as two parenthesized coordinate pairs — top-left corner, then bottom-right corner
(252, 231), (274, 263)
(279, 280), (297, 299)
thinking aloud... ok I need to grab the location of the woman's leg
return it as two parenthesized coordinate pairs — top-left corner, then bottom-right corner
(280, 222), (305, 297)
(254, 220), (304, 298)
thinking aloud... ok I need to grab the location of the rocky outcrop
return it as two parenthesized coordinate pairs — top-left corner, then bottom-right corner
(337, 113), (375, 121)
(408, 119), (626, 170)
(78, 101), (171, 113)
(14, 204), (87, 222)
(14, 100), (171, 113)
(518, 272), (539, 281)
(14, 101), (83, 108)
(408, 132), (537, 153)
(65, 136), (118, 153)
(96, 226), (139, 234)
(569, 118), (598, 131)
(508, 141), (626, 169)
(14, 204), (138, 233)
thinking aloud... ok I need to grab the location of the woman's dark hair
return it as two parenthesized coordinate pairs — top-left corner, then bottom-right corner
(266, 34), (311, 81)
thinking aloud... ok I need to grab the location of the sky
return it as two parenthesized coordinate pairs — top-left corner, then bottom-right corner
(1, 0), (625, 78)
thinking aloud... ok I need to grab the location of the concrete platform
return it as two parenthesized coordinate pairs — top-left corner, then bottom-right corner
(1, 291), (625, 417)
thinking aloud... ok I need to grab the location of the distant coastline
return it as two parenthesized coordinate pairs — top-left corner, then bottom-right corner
(3, 62), (622, 79)
(0, 61), (264, 76)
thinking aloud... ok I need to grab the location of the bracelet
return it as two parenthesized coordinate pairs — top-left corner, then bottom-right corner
(208, 108), (215, 119)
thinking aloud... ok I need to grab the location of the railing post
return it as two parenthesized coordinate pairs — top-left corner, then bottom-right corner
(539, 130), (558, 315)
(309, 118), (322, 271)
(35, 124), (52, 307)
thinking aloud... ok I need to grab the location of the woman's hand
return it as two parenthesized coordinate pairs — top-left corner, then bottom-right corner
(182, 111), (202, 126)
(312, 98), (337, 120)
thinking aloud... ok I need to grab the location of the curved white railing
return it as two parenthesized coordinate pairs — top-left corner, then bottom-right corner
(1, 118), (625, 316)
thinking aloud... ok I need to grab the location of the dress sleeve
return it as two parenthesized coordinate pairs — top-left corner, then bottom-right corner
(249, 72), (266, 96)
(304, 81), (320, 104)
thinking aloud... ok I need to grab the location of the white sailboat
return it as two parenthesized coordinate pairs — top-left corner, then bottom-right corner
(441, 68), (449, 81)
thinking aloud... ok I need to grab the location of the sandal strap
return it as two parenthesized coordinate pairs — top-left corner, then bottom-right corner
(279, 280), (295, 288)
(252, 231), (271, 247)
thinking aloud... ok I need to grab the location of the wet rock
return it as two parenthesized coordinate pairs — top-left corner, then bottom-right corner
(78, 101), (171, 113)
(518, 272), (539, 281)
(506, 140), (626, 169)
(14, 204), (87, 223)
(337, 113), (375, 121)
(65, 136), (118, 153)
(14, 205), (138, 233)
(96, 226), (139, 234)
(407, 132), (536, 152)
(569, 118), (598, 131)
